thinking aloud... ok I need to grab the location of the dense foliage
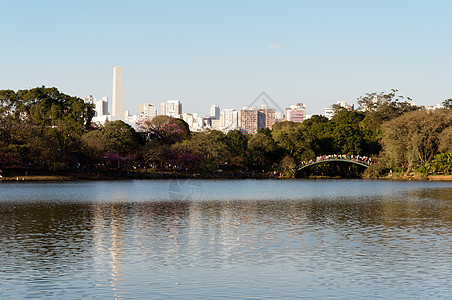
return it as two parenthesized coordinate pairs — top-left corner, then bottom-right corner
(0, 87), (94, 170)
(1, 87), (451, 178)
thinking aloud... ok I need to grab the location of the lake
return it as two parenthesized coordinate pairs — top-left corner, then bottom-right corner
(0, 179), (451, 299)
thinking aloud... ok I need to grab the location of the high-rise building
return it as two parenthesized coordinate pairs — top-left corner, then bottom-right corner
(210, 104), (220, 120)
(259, 105), (276, 129)
(140, 103), (157, 120)
(285, 102), (306, 123)
(95, 97), (109, 117)
(240, 107), (260, 134)
(84, 95), (108, 117)
(112, 66), (124, 119)
(160, 100), (182, 117)
(220, 109), (240, 131)
(181, 113), (203, 131)
(240, 105), (276, 134)
(275, 111), (284, 122)
(84, 95), (96, 105)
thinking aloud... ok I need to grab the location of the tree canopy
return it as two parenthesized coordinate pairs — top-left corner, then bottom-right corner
(1, 86), (451, 178)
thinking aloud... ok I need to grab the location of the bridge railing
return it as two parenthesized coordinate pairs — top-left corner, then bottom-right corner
(298, 154), (375, 168)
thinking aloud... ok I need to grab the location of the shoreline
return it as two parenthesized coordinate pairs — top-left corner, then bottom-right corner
(1, 173), (452, 182)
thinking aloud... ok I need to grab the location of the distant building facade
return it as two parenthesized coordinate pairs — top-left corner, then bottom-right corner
(220, 109), (240, 132)
(140, 103), (157, 120)
(285, 102), (306, 123)
(240, 107), (259, 134)
(210, 104), (220, 120)
(426, 103), (445, 110)
(84, 95), (108, 117)
(323, 101), (354, 119)
(181, 113), (203, 131)
(259, 106), (276, 129)
(112, 66), (124, 119)
(239, 105), (276, 134)
(160, 100), (182, 117)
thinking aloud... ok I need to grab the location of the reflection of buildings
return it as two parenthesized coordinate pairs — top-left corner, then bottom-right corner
(92, 203), (126, 298)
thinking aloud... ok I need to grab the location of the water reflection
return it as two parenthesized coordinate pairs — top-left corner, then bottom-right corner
(0, 181), (451, 299)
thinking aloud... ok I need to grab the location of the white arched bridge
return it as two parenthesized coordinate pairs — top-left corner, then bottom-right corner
(298, 155), (374, 171)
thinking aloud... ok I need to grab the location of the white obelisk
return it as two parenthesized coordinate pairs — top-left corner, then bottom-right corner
(112, 66), (124, 119)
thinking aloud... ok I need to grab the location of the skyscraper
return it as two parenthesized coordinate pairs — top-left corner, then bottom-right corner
(112, 66), (124, 119)
(220, 109), (239, 131)
(240, 107), (260, 134)
(95, 97), (109, 117)
(210, 104), (220, 120)
(259, 106), (276, 129)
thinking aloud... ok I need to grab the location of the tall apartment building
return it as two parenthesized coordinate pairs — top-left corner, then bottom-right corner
(220, 109), (240, 131)
(112, 66), (124, 119)
(160, 100), (182, 117)
(240, 106), (276, 134)
(84, 95), (96, 105)
(84, 95), (108, 117)
(181, 112), (203, 131)
(210, 104), (220, 120)
(240, 107), (259, 134)
(95, 97), (109, 117)
(285, 102), (306, 123)
(259, 106), (276, 129)
(140, 103), (157, 120)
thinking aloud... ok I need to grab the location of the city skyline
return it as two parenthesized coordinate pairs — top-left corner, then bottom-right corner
(1, 1), (451, 115)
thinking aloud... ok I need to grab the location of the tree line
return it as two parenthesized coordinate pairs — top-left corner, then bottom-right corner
(0, 87), (451, 178)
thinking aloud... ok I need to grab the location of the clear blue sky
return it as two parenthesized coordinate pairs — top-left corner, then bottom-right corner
(1, 0), (451, 115)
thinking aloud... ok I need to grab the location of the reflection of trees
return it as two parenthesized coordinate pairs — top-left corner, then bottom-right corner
(0, 202), (94, 263)
(1, 191), (451, 262)
(128, 190), (452, 267)
(1, 188), (451, 294)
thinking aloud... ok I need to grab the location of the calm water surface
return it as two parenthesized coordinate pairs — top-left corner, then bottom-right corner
(0, 179), (451, 299)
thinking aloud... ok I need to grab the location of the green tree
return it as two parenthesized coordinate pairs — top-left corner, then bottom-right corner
(329, 110), (367, 155)
(83, 120), (141, 156)
(438, 127), (452, 153)
(358, 89), (420, 132)
(247, 131), (280, 169)
(271, 121), (306, 163)
(142, 115), (190, 144)
(380, 109), (452, 171)
(301, 115), (331, 158)
(431, 152), (452, 174)
(279, 155), (297, 178)
(0, 87), (94, 169)
(442, 99), (452, 109)
(183, 130), (233, 171)
(226, 130), (249, 168)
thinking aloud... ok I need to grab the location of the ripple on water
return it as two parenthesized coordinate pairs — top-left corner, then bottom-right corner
(0, 180), (451, 299)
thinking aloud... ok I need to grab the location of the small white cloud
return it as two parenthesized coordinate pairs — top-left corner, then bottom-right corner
(268, 44), (282, 49)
